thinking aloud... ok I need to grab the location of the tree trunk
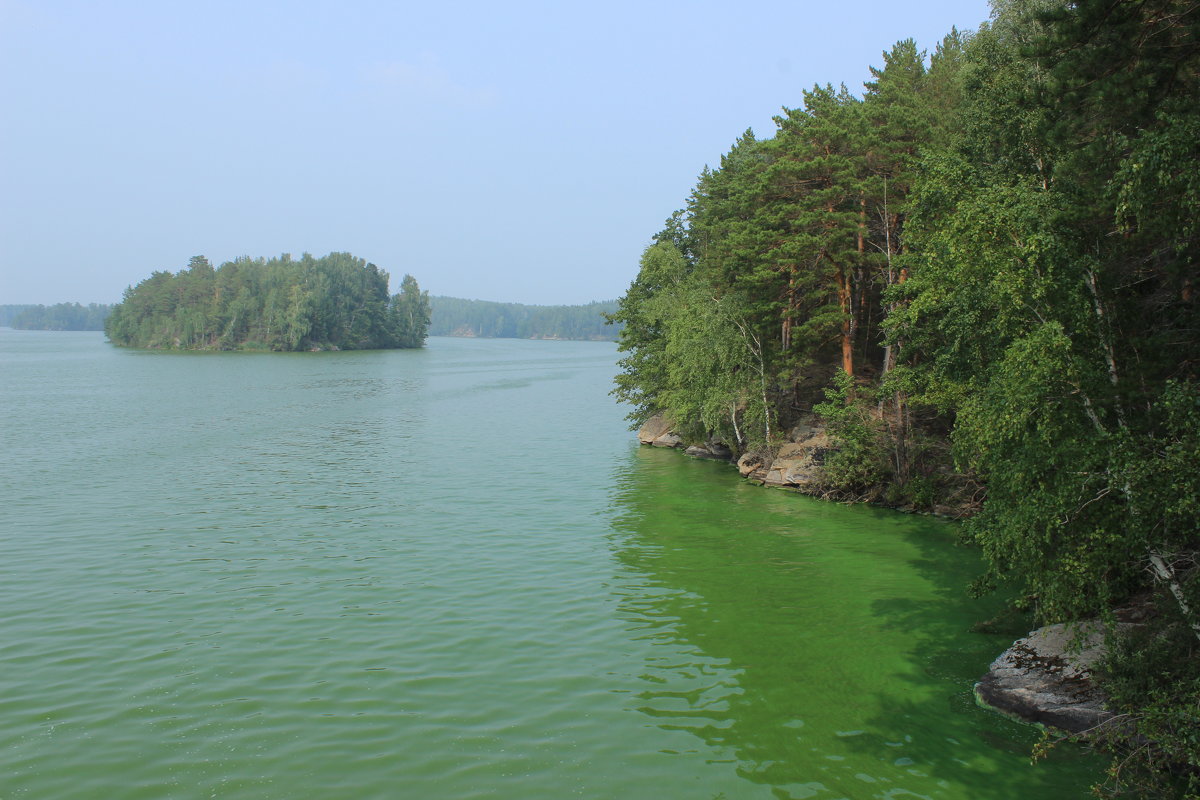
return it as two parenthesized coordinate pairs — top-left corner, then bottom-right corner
(836, 267), (853, 378)
(1149, 551), (1200, 644)
(782, 273), (794, 351)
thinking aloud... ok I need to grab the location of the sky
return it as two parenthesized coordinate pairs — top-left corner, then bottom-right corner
(0, 0), (993, 306)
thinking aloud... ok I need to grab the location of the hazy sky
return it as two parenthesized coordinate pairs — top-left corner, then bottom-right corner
(0, 0), (992, 306)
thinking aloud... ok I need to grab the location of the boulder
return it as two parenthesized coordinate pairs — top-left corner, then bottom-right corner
(974, 623), (1118, 734)
(637, 414), (685, 448)
(759, 432), (832, 488)
(685, 441), (733, 461)
(737, 452), (767, 478)
(637, 414), (671, 444)
(651, 431), (684, 448)
(637, 413), (833, 490)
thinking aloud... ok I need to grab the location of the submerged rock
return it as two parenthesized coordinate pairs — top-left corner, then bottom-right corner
(974, 623), (1118, 734)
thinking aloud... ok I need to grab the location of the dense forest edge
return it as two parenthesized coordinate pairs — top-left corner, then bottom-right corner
(105, 252), (430, 351)
(428, 297), (619, 340)
(609, 0), (1199, 795)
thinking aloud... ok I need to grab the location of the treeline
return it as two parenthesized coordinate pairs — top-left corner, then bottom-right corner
(612, 0), (1199, 794)
(106, 252), (430, 351)
(0, 305), (35, 327)
(429, 296), (619, 340)
(7, 303), (112, 331)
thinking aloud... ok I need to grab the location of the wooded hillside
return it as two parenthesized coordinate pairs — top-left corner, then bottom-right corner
(612, 1), (1199, 794)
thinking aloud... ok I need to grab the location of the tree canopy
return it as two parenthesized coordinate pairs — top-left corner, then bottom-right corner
(428, 296), (619, 340)
(106, 252), (430, 351)
(8, 303), (111, 330)
(612, 2), (1200, 794)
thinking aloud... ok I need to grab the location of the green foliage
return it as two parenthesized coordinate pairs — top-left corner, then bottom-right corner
(428, 296), (618, 341)
(1094, 618), (1200, 799)
(611, 241), (693, 426)
(813, 371), (891, 496)
(105, 253), (429, 351)
(613, 30), (969, 449)
(10, 302), (112, 330)
(895, 4), (1200, 791)
(903, 475), (937, 511)
(391, 273), (432, 349)
(608, 2), (1199, 791)
(0, 305), (36, 326)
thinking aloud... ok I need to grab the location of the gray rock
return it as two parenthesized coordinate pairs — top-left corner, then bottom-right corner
(685, 442), (732, 460)
(652, 432), (684, 448)
(637, 414), (673, 445)
(637, 415), (684, 448)
(636, 414), (831, 489)
(788, 416), (821, 442)
(974, 623), (1118, 734)
(706, 441), (733, 460)
(760, 434), (831, 488)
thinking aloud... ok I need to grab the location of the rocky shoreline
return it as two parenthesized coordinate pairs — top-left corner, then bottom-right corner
(637, 414), (1117, 735)
(974, 623), (1120, 735)
(637, 413), (831, 493)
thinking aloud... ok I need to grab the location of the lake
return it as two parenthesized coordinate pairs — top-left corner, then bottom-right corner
(0, 331), (1099, 798)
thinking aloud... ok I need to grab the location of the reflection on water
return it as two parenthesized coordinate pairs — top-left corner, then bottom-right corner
(608, 446), (1100, 799)
(1, 331), (1101, 800)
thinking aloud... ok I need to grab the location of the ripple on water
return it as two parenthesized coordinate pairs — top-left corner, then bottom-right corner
(0, 334), (1102, 799)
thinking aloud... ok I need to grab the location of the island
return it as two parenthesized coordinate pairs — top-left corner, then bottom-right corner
(105, 252), (429, 351)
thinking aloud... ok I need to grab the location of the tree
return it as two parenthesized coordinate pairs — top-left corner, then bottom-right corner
(389, 273), (431, 349)
(611, 241), (692, 426)
(107, 253), (430, 351)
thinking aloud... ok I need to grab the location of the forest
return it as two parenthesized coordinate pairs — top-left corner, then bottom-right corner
(5, 303), (112, 331)
(106, 252), (430, 351)
(611, 0), (1199, 795)
(429, 296), (619, 340)
(0, 305), (35, 327)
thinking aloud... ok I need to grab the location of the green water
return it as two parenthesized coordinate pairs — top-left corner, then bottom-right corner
(1, 331), (1099, 799)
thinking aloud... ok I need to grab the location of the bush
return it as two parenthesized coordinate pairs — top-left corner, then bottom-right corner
(1089, 611), (1200, 798)
(813, 372), (892, 497)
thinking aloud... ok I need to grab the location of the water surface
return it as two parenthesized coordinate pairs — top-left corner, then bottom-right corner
(0, 331), (1098, 798)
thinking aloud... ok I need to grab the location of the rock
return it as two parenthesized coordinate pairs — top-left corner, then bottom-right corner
(974, 622), (1119, 734)
(637, 413), (833, 491)
(788, 418), (821, 441)
(759, 433), (832, 488)
(737, 452), (767, 477)
(685, 441), (733, 461)
(637, 415), (684, 448)
(707, 441), (733, 460)
(637, 414), (672, 444)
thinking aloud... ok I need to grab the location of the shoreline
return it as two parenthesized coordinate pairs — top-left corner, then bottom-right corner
(636, 414), (1115, 736)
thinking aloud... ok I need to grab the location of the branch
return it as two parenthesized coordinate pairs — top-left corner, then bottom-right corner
(1148, 551), (1200, 644)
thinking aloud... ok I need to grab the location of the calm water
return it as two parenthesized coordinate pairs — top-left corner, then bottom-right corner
(1, 331), (1098, 799)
